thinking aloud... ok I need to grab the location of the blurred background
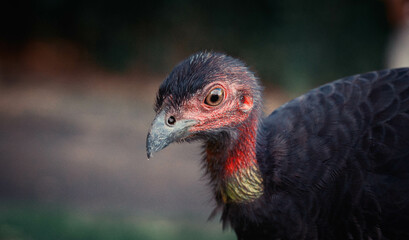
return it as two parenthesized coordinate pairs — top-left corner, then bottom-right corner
(0, 0), (408, 239)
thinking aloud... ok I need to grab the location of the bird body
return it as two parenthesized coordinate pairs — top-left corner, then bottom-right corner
(147, 52), (409, 239)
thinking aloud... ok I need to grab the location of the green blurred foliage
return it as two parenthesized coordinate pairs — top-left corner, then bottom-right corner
(0, 203), (235, 240)
(0, 0), (388, 92)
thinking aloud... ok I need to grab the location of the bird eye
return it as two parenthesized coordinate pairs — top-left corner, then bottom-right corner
(204, 88), (224, 106)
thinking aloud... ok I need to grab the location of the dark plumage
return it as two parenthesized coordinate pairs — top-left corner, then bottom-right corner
(146, 52), (409, 240)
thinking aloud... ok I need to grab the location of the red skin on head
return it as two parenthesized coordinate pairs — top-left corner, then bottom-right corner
(179, 81), (252, 132)
(168, 80), (258, 177)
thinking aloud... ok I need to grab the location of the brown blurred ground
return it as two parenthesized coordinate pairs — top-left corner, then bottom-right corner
(0, 42), (290, 217)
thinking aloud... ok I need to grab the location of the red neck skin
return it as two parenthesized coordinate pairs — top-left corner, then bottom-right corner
(223, 116), (259, 177)
(204, 107), (261, 184)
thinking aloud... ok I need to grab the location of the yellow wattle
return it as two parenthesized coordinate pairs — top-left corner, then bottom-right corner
(221, 164), (264, 203)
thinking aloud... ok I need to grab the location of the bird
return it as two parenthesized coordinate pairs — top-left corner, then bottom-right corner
(146, 52), (409, 240)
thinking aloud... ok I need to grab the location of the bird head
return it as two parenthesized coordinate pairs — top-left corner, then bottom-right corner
(146, 52), (262, 159)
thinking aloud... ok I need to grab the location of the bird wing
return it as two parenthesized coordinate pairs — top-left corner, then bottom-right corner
(256, 68), (409, 238)
(259, 67), (409, 190)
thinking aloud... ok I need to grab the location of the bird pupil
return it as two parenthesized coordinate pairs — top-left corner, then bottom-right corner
(210, 94), (219, 103)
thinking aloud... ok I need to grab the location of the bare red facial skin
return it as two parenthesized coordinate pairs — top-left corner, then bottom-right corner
(170, 81), (258, 178)
(180, 82), (251, 132)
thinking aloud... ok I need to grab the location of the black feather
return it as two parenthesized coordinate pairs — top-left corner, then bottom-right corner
(153, 52), (409, 240)
(241, 67), (409, 239)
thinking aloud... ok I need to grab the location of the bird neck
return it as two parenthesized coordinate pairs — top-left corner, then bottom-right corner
(205, 108), (264, 204)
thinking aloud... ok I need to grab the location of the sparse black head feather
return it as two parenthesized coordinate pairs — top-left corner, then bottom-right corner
(154, 52), (255, 112)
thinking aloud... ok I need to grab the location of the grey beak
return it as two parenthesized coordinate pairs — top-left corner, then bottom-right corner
(146, 111), (197, 159)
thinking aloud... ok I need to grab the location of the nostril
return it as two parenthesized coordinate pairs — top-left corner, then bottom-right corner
(167, 116), (176, 125)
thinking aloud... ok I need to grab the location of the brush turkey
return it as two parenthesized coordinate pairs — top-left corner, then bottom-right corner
(146, 52), (409, 240)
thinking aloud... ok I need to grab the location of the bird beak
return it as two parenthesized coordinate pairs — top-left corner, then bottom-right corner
(146, 110), (197, 159)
